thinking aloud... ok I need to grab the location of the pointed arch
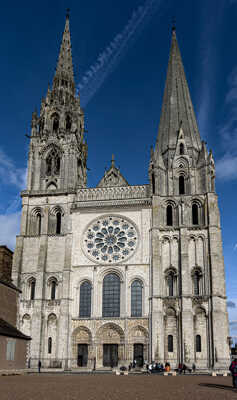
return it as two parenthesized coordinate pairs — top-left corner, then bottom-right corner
(46, 147), (61, 176)
(52, 113), (59, 132)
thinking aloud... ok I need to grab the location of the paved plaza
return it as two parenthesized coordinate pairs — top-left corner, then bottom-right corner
(0, 374), (236, 400)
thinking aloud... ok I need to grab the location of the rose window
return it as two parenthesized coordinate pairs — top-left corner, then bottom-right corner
(83, 216), (138, 264)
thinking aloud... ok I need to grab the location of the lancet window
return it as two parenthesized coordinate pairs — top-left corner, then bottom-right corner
(131, 279), (142, 317)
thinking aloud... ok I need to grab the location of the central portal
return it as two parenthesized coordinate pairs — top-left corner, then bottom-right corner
(77, 344), (88, 367)
(103, 344), (118, 367)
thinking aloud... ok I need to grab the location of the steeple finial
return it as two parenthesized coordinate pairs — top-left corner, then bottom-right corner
(111, 154), (115, 167)
(66, 8), (70, 19)
(171, 16), (176, 33)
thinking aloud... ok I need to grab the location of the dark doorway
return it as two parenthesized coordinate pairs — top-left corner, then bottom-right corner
(77, 344), (88, 367)
(134, 344), (144, 367)
(103, 344), (118, 367)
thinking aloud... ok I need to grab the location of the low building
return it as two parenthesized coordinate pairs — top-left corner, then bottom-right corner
(0, 246), (30, 371)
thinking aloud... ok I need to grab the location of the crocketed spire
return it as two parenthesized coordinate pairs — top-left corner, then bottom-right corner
(53, 11), (75, 95)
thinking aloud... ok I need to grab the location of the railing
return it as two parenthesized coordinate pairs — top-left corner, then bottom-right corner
(27, 357), (232, 370)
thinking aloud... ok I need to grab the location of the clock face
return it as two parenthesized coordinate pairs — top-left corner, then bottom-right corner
(82, 215), (139, 264)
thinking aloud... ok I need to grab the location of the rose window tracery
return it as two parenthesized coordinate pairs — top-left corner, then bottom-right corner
(83, 216), (138, 264)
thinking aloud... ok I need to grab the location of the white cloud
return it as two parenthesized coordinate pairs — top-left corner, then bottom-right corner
(216, 154), (237, 180)
(216, 68), (237, 180)
(228, 299), (237, 342)
(234, 243), (237, 251)
(0, 212), (21, 250)
(77, 0), (164, 107)
(0, 148), (27, 190)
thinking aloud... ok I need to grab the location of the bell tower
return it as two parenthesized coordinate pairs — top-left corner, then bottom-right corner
(149, 27), (229, 368)
(27, 12), (87, 192)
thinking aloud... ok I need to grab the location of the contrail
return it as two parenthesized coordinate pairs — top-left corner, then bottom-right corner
(77, 0), (163, 107)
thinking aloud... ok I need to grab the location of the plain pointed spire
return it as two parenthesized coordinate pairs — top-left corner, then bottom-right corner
(155, 27), (201, 158)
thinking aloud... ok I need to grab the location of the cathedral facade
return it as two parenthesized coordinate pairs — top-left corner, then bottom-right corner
(12, 15), (230, 370)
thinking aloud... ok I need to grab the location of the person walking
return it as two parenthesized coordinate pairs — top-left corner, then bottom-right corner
(229, 358), (237, 388)
(182, 363), (187, 374)
(38, 360), (41, 373)
(192, 363), (196, 373)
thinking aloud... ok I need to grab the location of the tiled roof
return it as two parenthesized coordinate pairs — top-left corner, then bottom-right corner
(0, 318), (31, 340)
(0, 279), (21, 292)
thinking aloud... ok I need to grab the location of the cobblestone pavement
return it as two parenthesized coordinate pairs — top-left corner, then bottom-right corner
(0, 374), (236, 400)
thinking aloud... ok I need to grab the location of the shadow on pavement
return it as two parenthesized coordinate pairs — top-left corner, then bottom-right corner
(199, 383), (236, 393)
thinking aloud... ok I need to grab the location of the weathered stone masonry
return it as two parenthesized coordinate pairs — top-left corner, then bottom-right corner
(12, 17), (229, 369)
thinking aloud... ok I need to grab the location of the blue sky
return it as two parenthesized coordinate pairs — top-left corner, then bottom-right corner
(0, 0), (236, 342)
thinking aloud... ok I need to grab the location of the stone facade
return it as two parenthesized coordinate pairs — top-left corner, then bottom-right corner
(12, 18), (230, 370)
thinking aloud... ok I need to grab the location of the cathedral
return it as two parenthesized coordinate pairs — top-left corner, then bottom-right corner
(12, 14), (230, 370)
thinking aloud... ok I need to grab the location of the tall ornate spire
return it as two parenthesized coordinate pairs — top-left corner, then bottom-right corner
(53, 11), (75, 95)
(155, 28), (201, 162)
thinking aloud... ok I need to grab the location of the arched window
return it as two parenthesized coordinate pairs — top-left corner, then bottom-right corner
(193, 271), (201, 295)
(56, 212), (61, 234)
(79, 281), (92, 318)
(192, 204), (199, 225)
(131, 280), (142, 317)
(168, 335), (173, 352)
(30, 279), (36, 300)
(180, 143), (184, 155)
(53, 115), (59, 132)
(152, 172), (155, 194)
(179, 175), (185, 195)
(46, 153), (53, 176)
(55, 155), (60, 175)
(51, 280), (57, 300)
(167, 273), (174, 296)
(102, 273), (120, 317)
(166, 205), (173, 226)
(48, 337), (52, 354)
(36, 213), (41, 235)
(46, 148), (60, 176)
(196, 334), (201, 352)
(66, 115), (72, 131)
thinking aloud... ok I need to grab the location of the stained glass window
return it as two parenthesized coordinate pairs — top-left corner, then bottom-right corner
(83, 216), (138, 264)
(131, 280), (142, 317)
(102, 274), (120, 317)
(79, 281), (92, 318)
